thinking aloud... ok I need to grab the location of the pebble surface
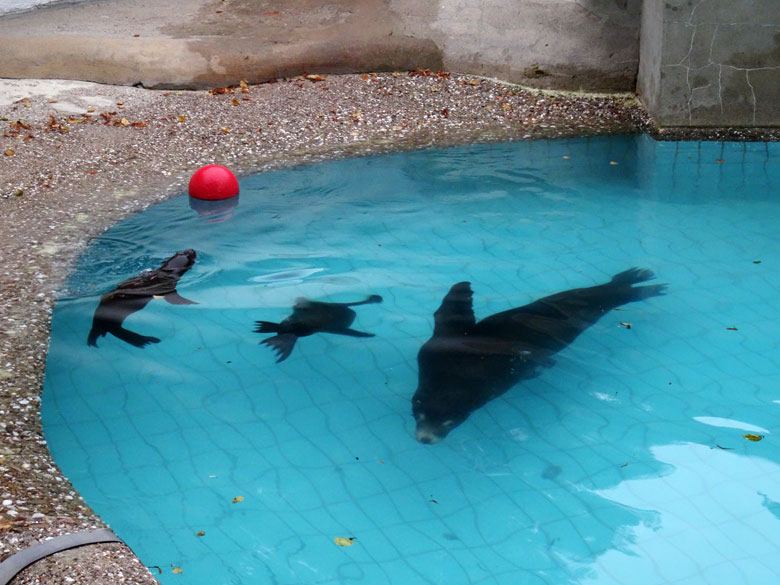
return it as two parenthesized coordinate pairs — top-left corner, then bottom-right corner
(0, 72), (773, 584)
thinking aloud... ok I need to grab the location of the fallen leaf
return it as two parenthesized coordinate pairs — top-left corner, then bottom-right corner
(305, 74), (326, 82)
(172, 567), (183, 574)
(196, 531), (205, 537)
(120, 118), (130, 127)
(334, 537), (355, 547)
(619, 322), (632, 329)
(3, 149), (14, 156)
(502, 103), (512, 111)
(240, 79), (250, 93)
(177, 115), (186, 123)
(753, 260), (761, 264)
(715, 158), (725, 163)
(231, 99), (240, 106)
(231, 496), (244, 503)
(744, 433), (763, 442)
(48, 98), (57, 103)
(609, 161), (619, 165)
(131, 121), (149, 127)
(726, 327), (738, 331)
(221, 127), (230, 133)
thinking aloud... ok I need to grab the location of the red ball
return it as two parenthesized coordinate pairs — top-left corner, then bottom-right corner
(188, 165), (239, 200)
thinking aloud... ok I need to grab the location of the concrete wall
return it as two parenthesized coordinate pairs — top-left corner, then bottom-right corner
(638, 0), (780, 127)
(390, 0), (643, 92)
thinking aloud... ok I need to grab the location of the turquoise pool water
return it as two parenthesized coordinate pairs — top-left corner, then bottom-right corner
(43, 135), (780, 584)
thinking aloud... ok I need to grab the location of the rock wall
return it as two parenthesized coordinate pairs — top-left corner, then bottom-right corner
(638, 0), (780, 127)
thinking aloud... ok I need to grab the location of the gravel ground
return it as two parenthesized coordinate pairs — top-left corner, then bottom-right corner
(0, 71), (773, 584)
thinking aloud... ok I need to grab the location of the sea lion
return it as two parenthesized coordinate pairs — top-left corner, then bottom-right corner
(412, 268), (665, 443)
(87, 249), (198, 348)
(255, 294), (383, 362)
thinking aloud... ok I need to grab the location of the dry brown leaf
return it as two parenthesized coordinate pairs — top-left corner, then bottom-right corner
(4, 149), (15, 156)
(231, 496), (244, 503)
(334, 536), (355, 546)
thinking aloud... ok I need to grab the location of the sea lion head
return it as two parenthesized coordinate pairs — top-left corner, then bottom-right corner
(411, 391), (464, 444)
(160, 249), (197, 275)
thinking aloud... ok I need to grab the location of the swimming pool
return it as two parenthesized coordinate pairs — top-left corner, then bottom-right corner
(43, 135), (780, 584)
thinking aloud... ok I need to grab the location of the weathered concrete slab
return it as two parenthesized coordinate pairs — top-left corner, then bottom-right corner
(0, 0), (643, 92)
(0, 0), (443, 89)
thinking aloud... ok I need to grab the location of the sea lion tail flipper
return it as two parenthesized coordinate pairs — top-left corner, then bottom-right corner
(112, 327), (161, 348)
(254, 320), (281, 333)
(610, 267), (655, 285)
(630, 283), (667, 301)
(260, 333), (297, 362)
(610, 268), (667, 301)
(163, 291), (198, 305)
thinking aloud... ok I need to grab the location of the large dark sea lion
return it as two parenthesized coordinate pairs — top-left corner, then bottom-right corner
(255, 294), (382, 362)
(412, 268), (665, 443)
(87, 249), (198, 348)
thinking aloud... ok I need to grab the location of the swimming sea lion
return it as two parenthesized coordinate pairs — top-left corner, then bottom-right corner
(87, 249), (198, 348)
(412, 268), (665, 443)
(255, 294), (383, 362)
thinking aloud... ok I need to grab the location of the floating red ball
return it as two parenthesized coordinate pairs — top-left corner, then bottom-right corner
(188, 165), (239, 200)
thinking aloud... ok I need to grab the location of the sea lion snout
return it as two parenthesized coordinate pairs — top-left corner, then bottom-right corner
(413, 410), (455, 444)
(162, 249), (197, 273)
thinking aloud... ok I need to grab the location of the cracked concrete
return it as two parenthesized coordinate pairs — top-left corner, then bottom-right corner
(638, 0), (780, 127)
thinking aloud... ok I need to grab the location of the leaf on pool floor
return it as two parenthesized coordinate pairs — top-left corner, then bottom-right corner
(609, 161), (619, 165)
(172, 567), (183, 574)
(619, 322), (632, 329)
(196, 531), (206, 537)
(744, 433), (764, 442)
(232, 496), (244, 503)
(334, 536), (355, 547)
(726, 327), (738, 331)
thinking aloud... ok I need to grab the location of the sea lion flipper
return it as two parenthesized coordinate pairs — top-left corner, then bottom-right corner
(163, 291), (198, 305)
(260, 333), (298, 362)
(87, 328), (104, 347)
(330, 328), (375, 338)
(112, 327), (161, 348)
(433, 282), (476, 337)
